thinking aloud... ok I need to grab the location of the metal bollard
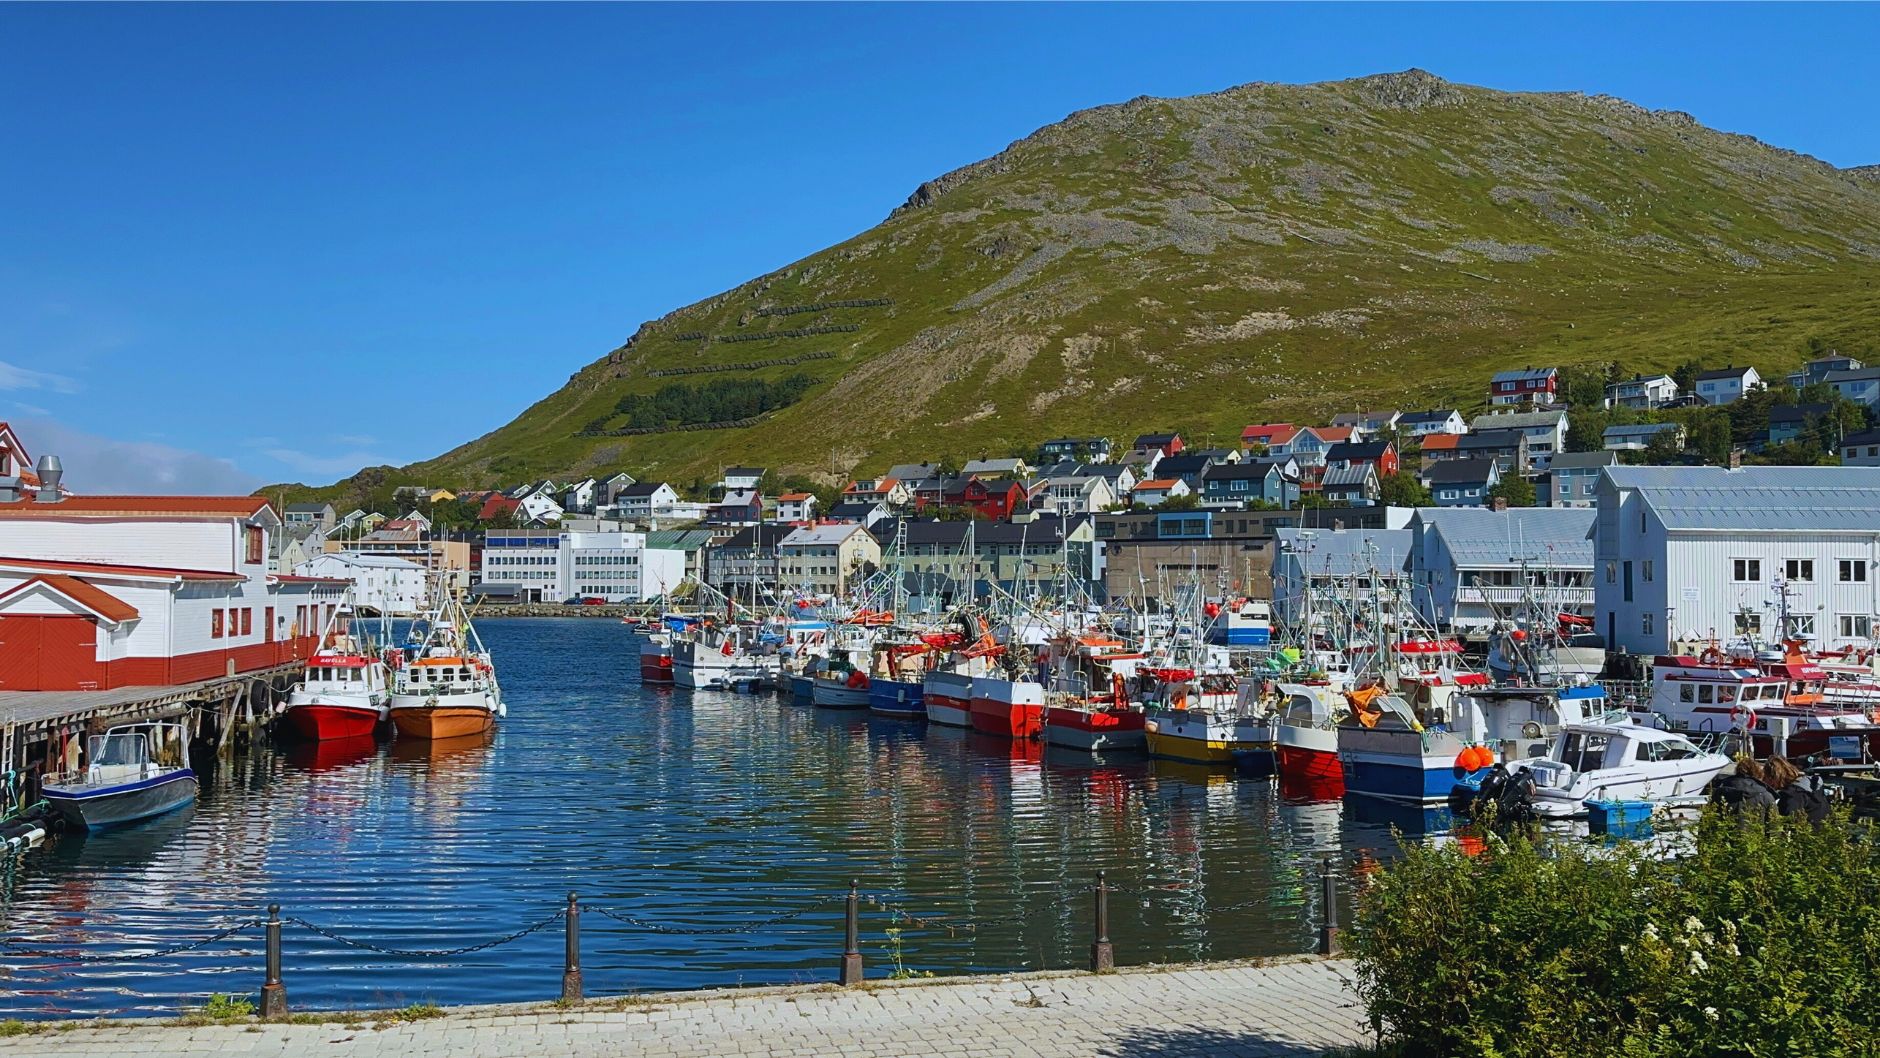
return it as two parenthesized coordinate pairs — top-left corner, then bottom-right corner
(1090, 870), (1115, 973)
(839, 879), (863, 986)
(1317, 857), (1340, 956)
(561, 892), (583, 1003)
(261, 904), (288, 1018)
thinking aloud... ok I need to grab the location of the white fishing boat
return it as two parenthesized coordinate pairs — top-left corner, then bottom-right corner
(282, 601), (390, 741)
(43, 722), (197, 830)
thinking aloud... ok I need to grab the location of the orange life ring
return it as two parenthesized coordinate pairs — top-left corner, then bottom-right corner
(1730, 703), (1758, 733)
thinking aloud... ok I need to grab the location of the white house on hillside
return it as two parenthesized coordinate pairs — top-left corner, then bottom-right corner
(1694, 366), (1761, 406)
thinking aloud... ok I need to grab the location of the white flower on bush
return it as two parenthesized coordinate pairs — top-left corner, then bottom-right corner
(1704, 1006), (1720, 1021)
(1689, 950), (1709, 975)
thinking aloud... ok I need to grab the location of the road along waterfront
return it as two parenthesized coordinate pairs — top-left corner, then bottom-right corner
(0, 619), (1400, 1019)
(0, 958), (1369, 1058)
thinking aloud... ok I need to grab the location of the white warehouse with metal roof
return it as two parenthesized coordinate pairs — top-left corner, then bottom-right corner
(1406, 506), (1597, 640)
(1593, 466), (1880, 654)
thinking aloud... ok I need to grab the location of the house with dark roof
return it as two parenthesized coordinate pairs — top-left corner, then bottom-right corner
(1789, 354), (1864, 390)
(1422, 459), (1503, 507)
(1130, 432), (1185, 458)
(1603, 374), (1679, 410)
(719, 467), (766, 493)
(1324, 440), (1399, 477)
(1767, 403), (1835, 447)
(1825, 366), (1880, 410)
(1488, 367), (1558, 406)
(826, 499), (891, 529)
(1198, 460), (1298, 510)
(1398, 409), (1468, 437)
(1694, 366), (1762, 406)
(1039, 437), (1112, 463)
(1543, 450), (1619, 508)
(1603, 422), (1686, 452)
(1319, 463), (1381, 507)
(1455, 429), (1530, 474)
(1151, 452), (1218, 488)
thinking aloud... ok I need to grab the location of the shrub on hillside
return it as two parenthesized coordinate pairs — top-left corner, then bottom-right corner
(1349, 809), (1880, 1057)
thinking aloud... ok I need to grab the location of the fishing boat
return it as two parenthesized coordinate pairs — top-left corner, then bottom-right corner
(969, 674), (1047, 739)
(388, 589), (504, 740)
(810, 623), (875, 709)
(1634, 648), (1880, 760)
(1207, 598), (1273, 647)
(43, 722), (197, 830)
(282, 604), (390, 741)
(922, 615), (1005, 727)
(1041, 633), (1149, 752)
(1271, 683), (1350, 789)
(867, 633), (930, 719)
(1489, 721), (1730, 819)
(638, 626), (676, 684)
(1339, 683), (1606, 805)
(1139, 664), (1248, 765)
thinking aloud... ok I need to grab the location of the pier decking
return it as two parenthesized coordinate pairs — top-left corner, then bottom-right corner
(0, 660), (308, 770)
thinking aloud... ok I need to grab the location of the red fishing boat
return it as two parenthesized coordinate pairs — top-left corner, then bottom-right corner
(969, 675), (1047, 739)
(282, 606), (391, 741)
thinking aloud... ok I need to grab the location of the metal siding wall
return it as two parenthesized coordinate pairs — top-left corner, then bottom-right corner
(0, 616), (42, 688)
(38, 616), (104, 691)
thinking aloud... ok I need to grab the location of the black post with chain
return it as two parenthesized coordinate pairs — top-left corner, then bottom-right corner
(839, 879), (863, 986)
(561, 892), (582, 1003)
(1090, 871), (1115, 973)
(261, 904), (287, 1018)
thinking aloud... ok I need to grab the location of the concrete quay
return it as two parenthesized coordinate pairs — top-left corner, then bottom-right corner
(3, 957), (1370, 1058)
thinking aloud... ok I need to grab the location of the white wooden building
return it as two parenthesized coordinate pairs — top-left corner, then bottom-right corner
(1407, 506), (1596, 639)
(293, 551), (428, 616)
(1593, 466), (1880, 654)
(0, 492), (342, 690)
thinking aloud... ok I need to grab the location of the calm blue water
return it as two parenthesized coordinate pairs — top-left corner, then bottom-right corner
(0, 619), (1398, 1018)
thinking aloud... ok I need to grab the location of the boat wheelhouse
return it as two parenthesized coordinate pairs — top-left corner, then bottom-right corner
(1639, 652), (1880, 760)
(1510, 721), (1730, 819)
(282, 603), (390, 741)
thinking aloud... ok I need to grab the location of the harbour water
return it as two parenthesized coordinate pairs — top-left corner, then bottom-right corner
(0, 619), (1398, 1018)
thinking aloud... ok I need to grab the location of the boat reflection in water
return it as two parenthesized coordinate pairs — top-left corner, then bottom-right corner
(280, 734), (380, 775)
(43, 804), (198, 873)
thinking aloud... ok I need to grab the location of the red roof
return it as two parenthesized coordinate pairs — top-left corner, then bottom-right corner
(0, 556), (242, 581)
(777, 492), (814, 502)
(1241, 423), (1296, 444)
(0, 495), (271, 518)
(0, 574), (140, 623)
(478, 494), (521, 520)
(1135, 478), (1180, 490)
(1314, 426), (1355, 443)
(1420, 433), (1462, 451)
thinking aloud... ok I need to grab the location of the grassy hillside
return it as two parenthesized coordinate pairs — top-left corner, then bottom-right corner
(275, 70), (1880, 504)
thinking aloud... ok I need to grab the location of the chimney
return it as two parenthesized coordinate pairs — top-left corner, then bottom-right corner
(33, 455), (62, 502)
(1728, 448), (1743, 470)
(1491, 496), (1509, 513)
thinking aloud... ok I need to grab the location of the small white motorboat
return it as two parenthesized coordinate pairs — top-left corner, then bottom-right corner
(1513, 721), (1730, 819)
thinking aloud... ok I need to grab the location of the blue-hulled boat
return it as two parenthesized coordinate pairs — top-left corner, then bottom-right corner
(867, 677), (926, 719)
(43, 722), (198, 830)
(1339, 684), (1608, 806)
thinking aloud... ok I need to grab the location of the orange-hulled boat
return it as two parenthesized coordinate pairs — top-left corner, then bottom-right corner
(388, 587), (504, 741)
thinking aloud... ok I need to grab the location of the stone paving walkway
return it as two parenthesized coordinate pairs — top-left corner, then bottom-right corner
(2, 957), (1370, 1058)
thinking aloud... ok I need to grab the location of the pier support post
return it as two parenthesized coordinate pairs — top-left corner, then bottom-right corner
(561, 892), (583, 1003)
(839, 879), (863, 986)
(261, 904), (288, 1019)
(1317, 857), (1340, 957)
(1090, 870), (1115, 973)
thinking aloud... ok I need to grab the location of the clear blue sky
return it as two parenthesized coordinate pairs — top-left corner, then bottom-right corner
(3, 3), (1876, 491)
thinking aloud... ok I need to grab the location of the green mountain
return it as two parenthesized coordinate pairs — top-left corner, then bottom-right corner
(285, 69), (1880, 503)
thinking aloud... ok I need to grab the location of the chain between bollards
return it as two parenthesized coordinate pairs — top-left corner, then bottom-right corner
(1317, 856), (1340, 956)
(838, 879), (863, 986)
(561, 892), (583, 1003)
(1090, 870), (1115, 973)
(261, 903), (287, 1019)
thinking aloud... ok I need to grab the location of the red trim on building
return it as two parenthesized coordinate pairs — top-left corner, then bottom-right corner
(0, 575), (140, 623)
(0, 495), (272, 518)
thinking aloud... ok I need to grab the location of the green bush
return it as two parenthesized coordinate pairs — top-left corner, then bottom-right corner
(1350, 809), (1880, 1057)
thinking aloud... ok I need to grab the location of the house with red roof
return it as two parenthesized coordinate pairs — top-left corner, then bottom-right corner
(1130, 478), (1192, 506)
(775, 492), (818, 523)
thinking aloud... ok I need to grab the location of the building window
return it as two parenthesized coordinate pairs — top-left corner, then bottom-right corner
(1642, 612), (1653, 637)
(242, 609), (253, 636)
(1732, 559), (1761, 583)
(212, 610), (224, 638)
(1734, 612), (1761, 636)
(1792, 615), (1817, 637)
(1839, 560), (1868, 583)
(1785, 559), (1815, 582)
(1641, 560), (1653, 582)
(1838, 615), (1873, 639)
(1605, 562), (1616, 585)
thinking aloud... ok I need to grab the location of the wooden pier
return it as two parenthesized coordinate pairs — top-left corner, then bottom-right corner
(0, 660), (306, 776)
